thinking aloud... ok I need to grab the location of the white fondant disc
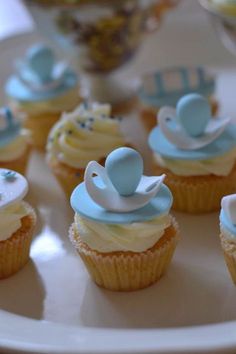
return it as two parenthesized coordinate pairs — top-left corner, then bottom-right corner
(0, 169), (28, 210)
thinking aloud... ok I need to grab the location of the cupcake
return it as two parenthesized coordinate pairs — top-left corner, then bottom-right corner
(220, 194), (236, 284)
(149, 93), (236, 213)
(0, 169), (36, 278)
(5, 43), (80, 150)
(69, 147), (179, 291)
(138, 66), (218, 132)
(46, 102), (130, 199)
(0, 107), (31, 175)
(209, 0), (236, 16)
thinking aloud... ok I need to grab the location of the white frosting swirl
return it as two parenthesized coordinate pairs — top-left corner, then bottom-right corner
(154, 147), (236, 176)
(0, 202), (29, 241)
(47, 103), (126, 168)
(74, 213), (171, 252)
(0, 130), (30, 162)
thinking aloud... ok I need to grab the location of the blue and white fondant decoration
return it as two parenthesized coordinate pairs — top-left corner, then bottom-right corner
(149, 93), (236, 160)
(0, 107), (20, 148)
(139, 66), (215, 108)
(5, 43), (78, 101)
(71, 147), (173, 224)
(220, 194), (236, 236)
(0, 169), (28, 210)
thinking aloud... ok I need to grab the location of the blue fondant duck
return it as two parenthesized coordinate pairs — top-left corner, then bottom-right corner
(85, 148), (165, 212)
(71, 147), (173, 224)
(158, 93), (230, 150)
(0, 107), (20, 147)
(5, 43), (77, 101)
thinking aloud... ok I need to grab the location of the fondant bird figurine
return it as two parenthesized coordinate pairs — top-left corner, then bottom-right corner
(0, 107), (20, 147)
(158, 93), (230, 150)
(85, 147), (165, 212)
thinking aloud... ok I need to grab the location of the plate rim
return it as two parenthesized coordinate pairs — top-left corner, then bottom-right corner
(1, 31), (236, 354)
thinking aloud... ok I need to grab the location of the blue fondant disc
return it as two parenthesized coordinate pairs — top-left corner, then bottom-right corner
(70, 177), (173, 224)
(5, 70), (77, 102)
(148, 124), (236, 160)
(220, 209), (236, 237)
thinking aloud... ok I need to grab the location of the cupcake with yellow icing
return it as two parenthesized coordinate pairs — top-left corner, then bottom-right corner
(148, 93), (236, 213)
(220, 194), (236, 284)
(46, 102), (129, 198)
(69, 147), (179, 291)
(0, 169), (36, 278)
(0, 107), (31, 176)
(5, 43), (80, 150)
(139, 66), (218, 133)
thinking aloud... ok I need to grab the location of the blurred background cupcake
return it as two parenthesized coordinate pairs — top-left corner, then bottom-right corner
(0, 107), (31, 176)
(149, 93), (236, 213)
(22, 0), (179, 107)
(5, 43), (81, 151)
(138, 66), (218, 133)
(46, 102), (131, 199)
(0, 169), (36, 279)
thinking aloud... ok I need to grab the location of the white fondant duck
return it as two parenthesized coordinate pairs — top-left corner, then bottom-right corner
(158, 93), (230, 150)
(16, 43), (69, 92)
(85, 147), (165, 212)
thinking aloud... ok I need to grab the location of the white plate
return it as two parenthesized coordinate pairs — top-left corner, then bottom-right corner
(1, 31), (236, 354)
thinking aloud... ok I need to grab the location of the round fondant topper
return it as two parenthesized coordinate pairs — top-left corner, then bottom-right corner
(5, 43), (78, 101)
(0, 169), (28, 210)
(157, 93), (230, 150)
(221, 194), (236, 226)
(0, 107), (20, 148)
(71, 147), (172, 224)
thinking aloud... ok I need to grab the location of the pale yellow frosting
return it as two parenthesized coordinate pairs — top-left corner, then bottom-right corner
(154, 147), (236, 176)
(0, 130), (30, 162)
(46, 102), (126, 169)
(75, 213), (171, 253)
(10, 87), (80, 115)
(0, 202), (29, 241)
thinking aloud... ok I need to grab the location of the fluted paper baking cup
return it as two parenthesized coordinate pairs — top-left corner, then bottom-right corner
(23, 112), (60, 150)
(220, 226), (236, 284)
(0, 145), (31, 176)
(153, 163), (236, 214)
(0, 203), (36, 279)
(69, 218), (179, 291)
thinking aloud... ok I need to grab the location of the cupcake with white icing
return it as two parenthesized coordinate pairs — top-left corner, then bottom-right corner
(149, 93), (236, 213)
(0, 169), (36, 278)
(220, 194), (236, 284)
(69, 147), (179, 291)
(5, 43), (80, 150)
(0, 107), (31, 176)
(46, 102), (129, 198)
